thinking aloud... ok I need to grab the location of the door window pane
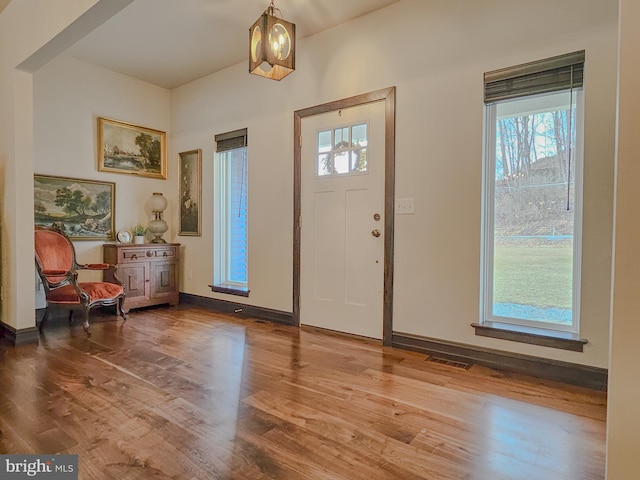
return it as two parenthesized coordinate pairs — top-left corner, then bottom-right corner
(318, 153), (331, 176)
(351, 124), (367, 147)
(334, 127), (349, 148)
(316, 123), (369, 177)
(334, 152), (349, 174)
(351, 149), (367, 172)
(318, 131), (331, 153)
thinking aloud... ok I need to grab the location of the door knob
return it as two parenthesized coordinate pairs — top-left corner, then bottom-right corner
(371, 229), (381, 238)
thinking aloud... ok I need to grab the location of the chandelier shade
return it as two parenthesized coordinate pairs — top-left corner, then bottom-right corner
(249, 2), (295, 81)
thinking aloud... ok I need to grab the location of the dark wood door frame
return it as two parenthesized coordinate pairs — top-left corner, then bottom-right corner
(293, 87), (396, 345)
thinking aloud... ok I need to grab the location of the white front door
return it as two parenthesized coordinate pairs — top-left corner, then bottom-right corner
(300, 101), (385, 339)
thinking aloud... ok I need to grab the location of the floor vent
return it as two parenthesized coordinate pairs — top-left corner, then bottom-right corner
(426, 356), (473, 370)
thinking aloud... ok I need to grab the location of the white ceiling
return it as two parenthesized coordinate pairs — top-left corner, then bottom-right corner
(64, 0), (402, 89)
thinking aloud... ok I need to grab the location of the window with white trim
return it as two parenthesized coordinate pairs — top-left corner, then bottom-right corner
(481, 51), (584, 333)
(213, 129), (248, 294)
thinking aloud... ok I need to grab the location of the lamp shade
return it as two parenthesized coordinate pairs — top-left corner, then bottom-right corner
(149, 192), (168, 212)
(249, 6), (295, 81)
(148, 193), (168, 243)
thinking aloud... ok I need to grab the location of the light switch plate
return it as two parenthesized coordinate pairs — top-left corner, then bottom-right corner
(395, 197), (415, 214)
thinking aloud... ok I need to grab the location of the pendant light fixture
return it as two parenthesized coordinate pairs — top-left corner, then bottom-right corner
(249, 0), (295, 81)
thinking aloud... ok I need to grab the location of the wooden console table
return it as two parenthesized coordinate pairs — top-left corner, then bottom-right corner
(103, 243), (180, 312)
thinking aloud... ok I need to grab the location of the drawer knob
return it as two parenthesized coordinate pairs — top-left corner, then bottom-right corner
(146, 251), (153, 257)
(131, 254), (137, 260)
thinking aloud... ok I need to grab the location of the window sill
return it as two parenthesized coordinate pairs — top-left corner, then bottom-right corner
(209, 284), (250, 298)
(471, 322), (587, 352)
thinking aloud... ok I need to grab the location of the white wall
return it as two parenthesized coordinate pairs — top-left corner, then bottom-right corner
(0, 0), (132, 330)
(171, 0), (618, 367)
(606, 0), (640, 476)
(33, 55), (173, 270)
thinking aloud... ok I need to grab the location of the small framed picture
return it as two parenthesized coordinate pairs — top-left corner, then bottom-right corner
(98, 117), (167, 179)
(178, 149), (202, 236)
(34, 174), (116, 241)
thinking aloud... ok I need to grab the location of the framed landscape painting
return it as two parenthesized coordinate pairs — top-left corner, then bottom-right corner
(34, 174), (116, 240)
(98, 117), (167, 179)
(178, 149), (202, 236)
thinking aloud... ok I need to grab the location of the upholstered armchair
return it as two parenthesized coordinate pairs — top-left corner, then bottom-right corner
(34, 226), (127, 335)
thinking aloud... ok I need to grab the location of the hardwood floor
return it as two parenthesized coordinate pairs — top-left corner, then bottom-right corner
(0, 306), (606, 479)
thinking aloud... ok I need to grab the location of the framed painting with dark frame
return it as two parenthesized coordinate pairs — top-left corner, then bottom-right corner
(98, 117), (167, 179)
(34, 174), (116, 241)
(178, 149), (202, 236)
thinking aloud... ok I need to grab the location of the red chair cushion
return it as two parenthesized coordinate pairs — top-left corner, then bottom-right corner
(35, 230), (75, 285)
(46, 282), (124, 304)
(86, 263), (110, 270)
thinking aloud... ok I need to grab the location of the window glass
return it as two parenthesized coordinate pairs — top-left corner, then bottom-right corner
(334, 152), (349, 174)
(226, 148), (248, 284)
(318, 153), (331, 176)
(316, 122), (369, 177)
(318, 131), (331, 153)
(483, 91), (582, 332)
(351, 150), (367, 172)
(214, 144), (248, 289)
(334, 127), (349, 148)
(351, 124), (367, 147)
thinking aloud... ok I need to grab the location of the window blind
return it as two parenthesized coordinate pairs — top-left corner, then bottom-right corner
(484, 51), (585, 104)
(215, 128), (248, 152)
(228, 151), (248, 284)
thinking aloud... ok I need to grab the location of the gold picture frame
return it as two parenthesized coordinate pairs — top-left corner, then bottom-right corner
(178, 149), (202, 236)
(34, 174), (116, 241)
(98, 117), (167, 179)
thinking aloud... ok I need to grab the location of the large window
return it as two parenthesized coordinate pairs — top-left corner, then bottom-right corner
(481, 52), (584, 333)
(214, 129), (248, 293)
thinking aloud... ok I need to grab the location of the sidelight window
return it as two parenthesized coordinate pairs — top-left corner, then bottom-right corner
(481, 52), (585, 333)
(214, 128), (248, 293)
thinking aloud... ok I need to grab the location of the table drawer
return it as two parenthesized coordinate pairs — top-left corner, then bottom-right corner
(151, 246), (178, 259)
(111, 245), (179, 263)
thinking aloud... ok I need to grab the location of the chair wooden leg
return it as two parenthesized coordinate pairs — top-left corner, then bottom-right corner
(118, 297), (128, 321)
(39, 308), (50, 332)
(82, 308), (91, 335)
